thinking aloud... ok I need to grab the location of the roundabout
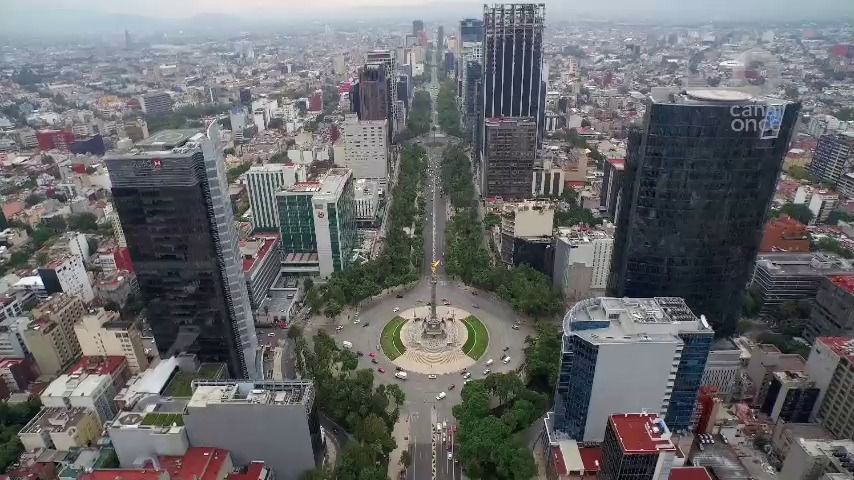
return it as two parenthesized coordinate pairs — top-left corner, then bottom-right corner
(379, 306), (489, 375)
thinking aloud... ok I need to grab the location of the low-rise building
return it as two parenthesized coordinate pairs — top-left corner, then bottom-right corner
(18, 407), (100, 452)
(760, 214), (810, 253)
(66, 356), (130, 394)
(499, 200), (556, 272)
(780, 439), (854, 480)
(239, 235), (281, 311)
(92, 271), (136, 307)
(598, 413), (676, 480)
(751, 252), (852, 317)
(745, 344), (806, 408)
(82, 447), (234, 480)
(41, 372), (117, 423)
(0, 357), (38, 394)
(24, 294), (85, 375)
(552, 226), (613, 302)
(760, 370), (819, 423)
(74, 308), (148, 374)
(0, 316), (31, 358)
(183, 380), (320, 480)
(807, 275), (854, 342)
(107, 410), (191, 467)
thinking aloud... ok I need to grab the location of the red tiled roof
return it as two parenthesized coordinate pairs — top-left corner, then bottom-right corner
(828, 275), (854, 295)
(608, 414), (675, 454)
(817, 337), (854, 363)
(670, 467), (714, 480)
(159, 447), (229, 480)
(0, 358), (25, 369)
(83, 469), (163, 480)
(67, 356), (126, 376)
(578, 446), (601, 472)
(606, 158), (625, 167)
(566, 180), (586, 188)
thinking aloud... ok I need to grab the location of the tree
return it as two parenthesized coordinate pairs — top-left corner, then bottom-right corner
(523, 322), (562, 392)
(815, 237), (854, 259)
(827, 210), (854, 226)
(40, 155), (54, 165)
(67, 213), (100, 234)
(580, 118), (592, 128)
(85, 166), (98, 174)
(223, 147), (236, 156)
(104, 301), (121, 312)
(25, 193), (44, 206)
(786, 165), (811, 180)
(778, 203), (814, 225)
(400, 449), (412, 468)
(226, 163), (251, 184)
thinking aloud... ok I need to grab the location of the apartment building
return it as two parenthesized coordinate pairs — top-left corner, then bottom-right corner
(74, 308), (149, 373)
(23, 294), (85, 375)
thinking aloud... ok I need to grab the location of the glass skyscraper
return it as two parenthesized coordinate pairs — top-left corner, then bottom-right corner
(106, 126), (258, 378)
(609, 88), (801, 334)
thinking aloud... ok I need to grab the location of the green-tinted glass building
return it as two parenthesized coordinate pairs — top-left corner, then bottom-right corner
(276, 169), (357, 277)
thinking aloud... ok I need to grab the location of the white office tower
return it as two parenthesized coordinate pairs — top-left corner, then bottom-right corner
(550, 297), (714, 441)
(230, 107), (248, 143)
(342, 114), (389, 187)
(245, 164), (307, 232)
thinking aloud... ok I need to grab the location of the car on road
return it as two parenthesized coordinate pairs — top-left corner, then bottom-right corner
(428, 374), (437, 379)
(395, 366), (404, 371)
(483, 369), (491, 375)
(396, 294), (404, 298)
(392, 307), (400, 313)
(503, 357), (511, 364)
(378, 367), (385, 373)
(485, 359), (494, 366)
(511, 324), (520, 330)
(471, 290), (478, 295)
(462, 372), (471, 379)
(335, 326), (344, 331)
(443, 300), (451, 305)
(369, 352), (375, 357)
(371, 358), (378, 364)
(436, 392), (446, 400)
(267, 333), (275, 337)
(353, 318), (360, 324)
(362, 322), (370, 328)
(448, 452), (453, 460)
(448, 384), (456, 390)
(356, 351), (364, 357)
(472, 304), (479, 309)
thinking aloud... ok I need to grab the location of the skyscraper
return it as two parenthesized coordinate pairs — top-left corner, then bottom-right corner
(609, 89), (801, 334)
(413, 20), (424, 37)
(481, 3), (545, 147)
(366, 50), (402, 135)
(356, 64), (389, 123)
(551, 297), (713, 441)
(482, 117), (537, 199)
(459, 18), (483, 43)
(809, 132), (854, 187)
(106, 126), (258, 378)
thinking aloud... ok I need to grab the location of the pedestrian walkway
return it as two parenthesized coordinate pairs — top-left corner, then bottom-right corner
(388, 417), (411, 479)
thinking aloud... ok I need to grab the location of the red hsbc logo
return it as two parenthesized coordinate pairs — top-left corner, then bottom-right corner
(317, 211), (325, 218)
(152, 159), (162, 167)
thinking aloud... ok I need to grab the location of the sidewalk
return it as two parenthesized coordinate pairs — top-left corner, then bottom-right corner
(388, 417), (411, 479)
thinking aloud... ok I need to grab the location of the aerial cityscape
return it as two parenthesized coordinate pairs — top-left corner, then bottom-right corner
(0, 1), (853, 480)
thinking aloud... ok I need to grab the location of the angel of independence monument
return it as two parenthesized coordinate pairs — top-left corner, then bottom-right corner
(408, 261), (459, 350)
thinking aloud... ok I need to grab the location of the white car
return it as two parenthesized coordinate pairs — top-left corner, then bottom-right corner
(462, 372), (471, 379)
(335, 326), (344, 331)
(485, 359), (494, 366)
(428, 374), (437, 379)
(483, 369), (491, 375)
(448, 452), (453, 460)
(393, 307), (400, 313)
(267, 333), (275, 337)
(503, 356), (511, 364)
(353, 318), (360, 324)
(436, 392), (446, 400)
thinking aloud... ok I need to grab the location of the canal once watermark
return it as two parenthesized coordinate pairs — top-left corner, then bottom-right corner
(730, 104), (785, 138)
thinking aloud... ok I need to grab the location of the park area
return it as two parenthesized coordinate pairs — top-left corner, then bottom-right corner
(381, 316), (408, 360)
(461, 315), (488, 360)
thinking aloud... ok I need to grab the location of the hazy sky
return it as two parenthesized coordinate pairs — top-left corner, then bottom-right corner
(2, 0), (852, 38)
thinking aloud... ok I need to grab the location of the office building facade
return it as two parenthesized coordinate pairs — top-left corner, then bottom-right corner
(246, 164), (306, 232)
(806, 275), (854, 342)
(481, 3), (545, 145)
(365, 50), (401, 134)
(751, 252), (852, 317)
(809, 132), (854, 186)
(355, 64), (390, 124)
(482, 117), (537, 198)
(460, 18), (483, 43)
(600, 158), (625, 219)
(609, 89), (801, 334)
(815, 340), (854, 439)
(342, 114), (389, 184)
(552, 297), (713, 441)
(276, 170), (357, 277)
(184, 380), (321, 480)
(139, 92), (173, 116)
(761, 370), (819, 423)
(106, 126), (258, 378)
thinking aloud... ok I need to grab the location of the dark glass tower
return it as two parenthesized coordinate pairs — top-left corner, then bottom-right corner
(481, 3), (545, 143)
(459, 18), (483, 43)
(609, 89), (801, 334)
(106, 125), (258, 377)
(356, 63), (389, 124)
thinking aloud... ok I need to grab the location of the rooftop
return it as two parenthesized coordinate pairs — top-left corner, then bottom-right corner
(239, 235), (277, 273)
(608, 413), (675, 454)
(187, 380), (314, 409)
(828, 274), (854, 295)
(67, 356), (126, 377)
(755, 252), (852, 277)
(135, 129), (201, 151)
(670, 467), (714, 480)
(226, 462), (268, 480)
(606, 158), (625, 170)
(649, 87), (772, 105)
(20, 407), (94, 435)
(82, 448), (229, 480)
(564, 297), (713, 341)
(0, 358), (27, 369)
(42, 373), (112, 399)
(817, 337), (854, 364)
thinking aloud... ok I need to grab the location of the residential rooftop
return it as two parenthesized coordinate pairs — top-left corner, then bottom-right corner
(20, 406), (94, 435)
(239, 235), (277, 273)
(670, 467), (714, 480)
(817, 337), (854, 364)
(828, 274), (854, 295)
(42, 373), (112, 399)
(608, 413), (675, 454)
(67, 356), (126, 377)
